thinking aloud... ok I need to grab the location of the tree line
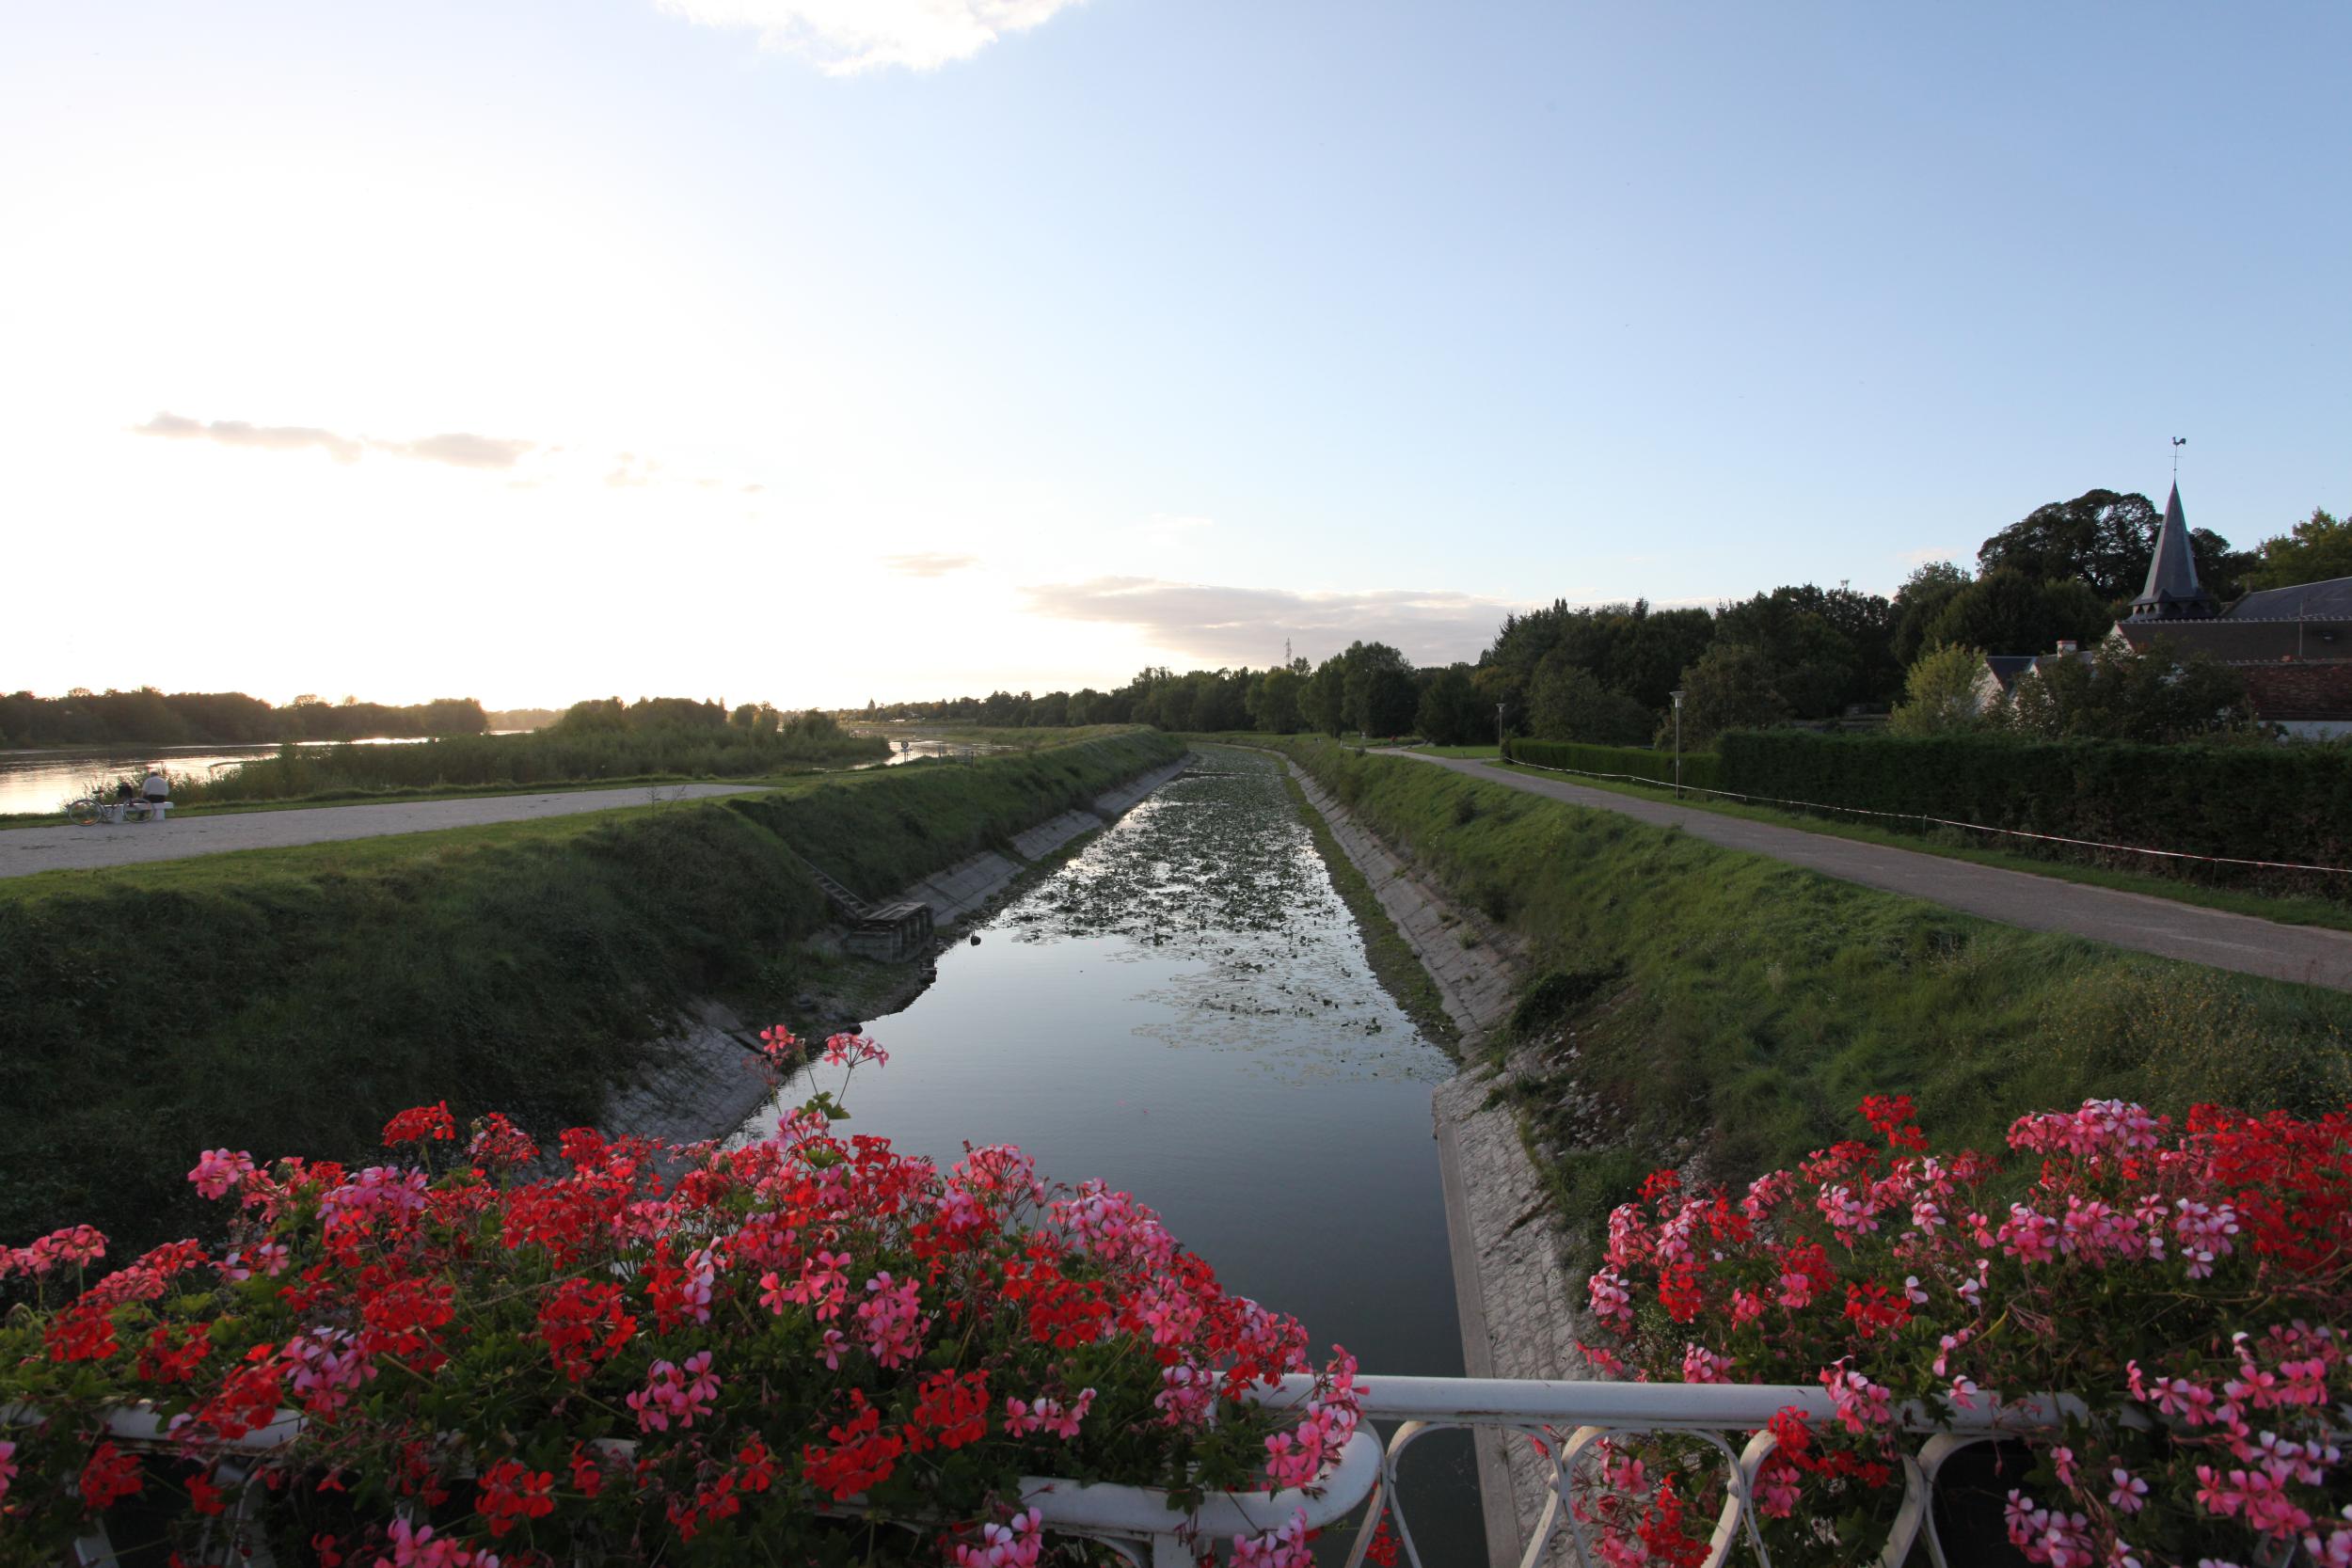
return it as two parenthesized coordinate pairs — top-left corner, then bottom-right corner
(867, 487), (2346, 748)
(0, 690), (858, 751)
(0, 689), (491, 750)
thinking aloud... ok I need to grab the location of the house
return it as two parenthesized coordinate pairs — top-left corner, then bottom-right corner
(1970, 646), (2091, 713)
(2106, 484), (2352, 738)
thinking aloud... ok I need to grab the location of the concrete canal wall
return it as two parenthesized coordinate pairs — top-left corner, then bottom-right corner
(1284, 761), (1580, 1562)
(602, 752), (1199, 1148)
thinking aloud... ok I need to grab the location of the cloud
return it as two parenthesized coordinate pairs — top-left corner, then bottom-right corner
(372, 433), (533, 470)
(128, 411), (787, 500)
(1020, 577), (1527, 668)
(135, 411), (361, 463)
(653, 0), (1089, 74)
(885, 551), (979, 578)
(135, 411), (532, 470)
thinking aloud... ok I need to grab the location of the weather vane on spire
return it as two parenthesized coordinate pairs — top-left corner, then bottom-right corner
(2172, 436), (2186, 481)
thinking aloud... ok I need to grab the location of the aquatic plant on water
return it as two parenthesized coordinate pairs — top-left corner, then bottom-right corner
(1581, 1095), (2352, 1567)
(0, 1031), (1367, 1565)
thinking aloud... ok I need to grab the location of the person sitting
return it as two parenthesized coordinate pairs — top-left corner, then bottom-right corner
(141, 768), (170, 814)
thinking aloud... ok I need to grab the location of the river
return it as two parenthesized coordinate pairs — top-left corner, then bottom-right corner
(0, 736), (481, 817)
(744, 747), (1485, 1560)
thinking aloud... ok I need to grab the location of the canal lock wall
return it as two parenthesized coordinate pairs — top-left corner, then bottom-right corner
(599, 752), (1199, 1149)
(1283, 761), (1581, 1562)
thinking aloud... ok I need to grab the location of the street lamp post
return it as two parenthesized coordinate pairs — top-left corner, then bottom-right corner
(1671, 689), (1685, 799)
(1495, 702), (1506, 756)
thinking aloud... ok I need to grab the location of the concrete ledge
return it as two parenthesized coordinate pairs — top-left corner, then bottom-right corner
(906, 850), (1025, 924)
(598, 999), (775, 1150)
(1090, 757), (1192, 818)
(1011, 809), (1104, 863)
(1282, 758), (1579, 1564)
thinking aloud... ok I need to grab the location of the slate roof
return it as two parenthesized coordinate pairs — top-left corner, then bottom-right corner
(2228, 576), (2352, 622)
(1979, 655), (2035, 693)
(2128, 483), (2218, 620)
(2113, 619), (2352, 664)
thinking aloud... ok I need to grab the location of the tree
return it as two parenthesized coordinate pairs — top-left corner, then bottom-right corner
(1889, 562), (1973, 669)
(2246, 507), (2352, 591)
(1339, 641), (1417, 736)
(1886, 644), (1992, 736)
(1300, 657), (1347, 736)
(1977, 488), (2250, 604)
(1247, 667), (1304, 734)
(1924, 568), (2111, 657)
(1527, 657), (1654, 745)
(2007, 641), (2258, 743)
(1479, 598), (1716, 716)
(1415, 665), (1489, 745)
(554, 698), (630, 734)
(1666, 642), (1789, 748)
(1711, 583), (1899, 717)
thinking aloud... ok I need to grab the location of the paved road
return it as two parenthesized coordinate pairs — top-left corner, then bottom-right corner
(1385, 751), (2352, 993)
(0, 785), (768, 879)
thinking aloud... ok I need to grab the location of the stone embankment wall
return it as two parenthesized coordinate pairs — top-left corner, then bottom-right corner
(1284, 762), (1579, 1563)
(605, 752), (1198, 1148)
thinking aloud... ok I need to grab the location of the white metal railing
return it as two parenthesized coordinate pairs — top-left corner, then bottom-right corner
(1284, 1373), (2093, 1568)
(30, 1376), (2091, 1568)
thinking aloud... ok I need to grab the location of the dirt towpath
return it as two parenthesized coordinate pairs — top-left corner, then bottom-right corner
(1385, 751), (2352, 993)
(0, 785), (767, 879)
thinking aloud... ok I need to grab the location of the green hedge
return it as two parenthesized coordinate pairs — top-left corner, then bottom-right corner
(1716, 731), (2352, 872)
(1505, 737), (1724, 793)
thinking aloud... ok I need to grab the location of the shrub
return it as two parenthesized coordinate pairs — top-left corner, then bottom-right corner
(1715, 730), (2352, 880)
(0, 1035), (1365, 1565)
(1581, 1095), (2351, 1566)
(1505, 737), (1725, 794)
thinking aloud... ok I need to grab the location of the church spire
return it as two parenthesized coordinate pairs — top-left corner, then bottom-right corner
(2128, 482), (2217, 621)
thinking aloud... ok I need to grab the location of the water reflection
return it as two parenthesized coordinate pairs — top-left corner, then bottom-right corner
(747, 749), (1484, 1561)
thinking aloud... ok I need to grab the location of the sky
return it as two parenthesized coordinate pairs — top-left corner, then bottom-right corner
(4, 1), (2347, 710)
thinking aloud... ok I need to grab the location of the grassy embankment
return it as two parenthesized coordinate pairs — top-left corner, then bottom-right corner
(175, 726), (890, 805)
(1258, 736), (2352, 1231)
(0, 730), (1183, 1256)
(1251, 737), (2352, 936)
(1480, 755), (2352, 934)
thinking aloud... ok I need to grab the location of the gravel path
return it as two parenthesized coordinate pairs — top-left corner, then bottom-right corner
(1387, 751), (2352, 993)
(0, 784), (768, 878)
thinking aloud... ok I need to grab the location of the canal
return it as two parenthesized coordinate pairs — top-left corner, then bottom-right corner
(745, 745), (1485, 1560)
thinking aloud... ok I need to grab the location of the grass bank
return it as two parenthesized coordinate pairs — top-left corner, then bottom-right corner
(166, 724), (888, 807)
(1260, 737), (2352, 1230)
(0, 731), (1184, 1256)
(1486, 757), (2352, 934)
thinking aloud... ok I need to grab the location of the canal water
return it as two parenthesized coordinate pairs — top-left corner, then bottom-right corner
(745, 747), (1485, 1560)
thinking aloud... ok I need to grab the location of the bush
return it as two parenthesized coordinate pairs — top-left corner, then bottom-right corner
(1715, 730), (2352, 879)
(0, 1038), (1368, 1565)
(1505, 737), (1724, 793)
(1582, 1094), (2351, 1566)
